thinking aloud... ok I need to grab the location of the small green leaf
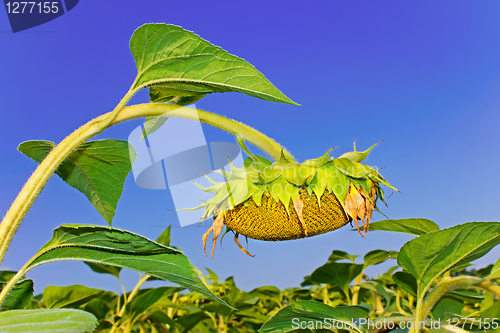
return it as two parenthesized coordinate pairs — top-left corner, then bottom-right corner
(328, 250), (359, 263)
(18, 139), (136, 225)
(244, 156), (272, 169)
(42, 285), (105, 309)
(130, 24), (298, 105)
(125, 287), (176, 324)
(363, 250), (398, 269)
(156, 225), (171, 247)
(80, 291), (117, 320)
(488, 256), (500, 280)
(392, 271), (417, 297)
(367, 218), (440, 236)
(481, 293), (500, 322)
(0, 309), (97, 333)
(301, 147), (335, 167)
(27, 224), (229, 307)
(84, 262), (122, 279)
(140, 116), (169, 141)
(431, 297), (464, 321)
(0, 276), (33, 311)
(175, 311), (211, 332)
(398, 222), (500, 300)
(259, 301), (368, 333)
(339, 141), (380, 163)
(355, 281), (394, 314)
(310, 263), (363, 299)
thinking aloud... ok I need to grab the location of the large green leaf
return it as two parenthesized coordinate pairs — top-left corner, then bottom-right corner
(0, 309), (97, 332)
(18, 139), (136, 225)
(43, 285), (105, 309)
(26, 224), (228, 307)
(130, 23), (297, 105)
(398, 222), (500, 299)
(0, 275), (33, 311)
(366, 218), (439, 236)
(259, 301), (368, 333)
(310, 263), (363, 299)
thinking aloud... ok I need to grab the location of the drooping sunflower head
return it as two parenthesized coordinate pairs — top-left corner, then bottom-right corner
(190, 142), (397, 257)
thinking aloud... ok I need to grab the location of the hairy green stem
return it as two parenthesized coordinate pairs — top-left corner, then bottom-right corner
(109, 274), (151, 333)
(351, 272), (364, 306)
(116, 103), (295, 161)
(0, 102), (293, 303)
(409, 276), (500, 333)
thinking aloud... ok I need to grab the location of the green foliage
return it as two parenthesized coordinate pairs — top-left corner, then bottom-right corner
(398, 222), (500, 299)
(18, 140), (136, 225)
(156, 225), (172, 247)
(140, 115), (169, 141)
(3, 22), (500, 333)
(10, 219), (498, 333)
(0, 271), (33, 311)
(0, 309), (97, 332)
(310, 262), (363, 300)
(130, 23), (298, 105)
(28, 224), (227, 306)
(392, 271), (417, 297)
(259, 301), (369, 333)
(43, 285), (105, 309)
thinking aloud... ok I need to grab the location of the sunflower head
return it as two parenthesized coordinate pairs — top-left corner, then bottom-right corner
(190, 142), (397, 257)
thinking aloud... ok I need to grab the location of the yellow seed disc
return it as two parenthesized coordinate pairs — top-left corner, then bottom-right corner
(223, 190), (349, 241)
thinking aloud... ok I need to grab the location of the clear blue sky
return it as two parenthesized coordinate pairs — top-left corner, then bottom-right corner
(1, 0), (500, 294)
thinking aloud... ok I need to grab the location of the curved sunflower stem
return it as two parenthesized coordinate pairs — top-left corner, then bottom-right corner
(0, 102), (293, 268)
(409, 276), (500, 333)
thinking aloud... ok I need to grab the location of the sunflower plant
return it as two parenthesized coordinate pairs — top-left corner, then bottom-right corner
(2, 23), (497, 333)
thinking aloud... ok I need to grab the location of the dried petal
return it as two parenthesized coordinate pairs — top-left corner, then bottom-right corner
(234, 233), (255, 257)
(344, 184), (367, 237)
(202, 225), (214, 257)
(293, 195), (307, 237)
(211, 214), (225, 259)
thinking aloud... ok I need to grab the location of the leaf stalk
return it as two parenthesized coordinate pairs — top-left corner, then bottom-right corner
(0, 102), (293, 304)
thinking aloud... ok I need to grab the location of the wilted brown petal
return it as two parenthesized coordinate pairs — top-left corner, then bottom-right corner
(344, 184), (366, 237)
(210, 214), (225, 259)
(202, 225), (214, 257)
(364, 186), (377, 231)
(234, 232), (255, 257)
(293, 196), (308, 237)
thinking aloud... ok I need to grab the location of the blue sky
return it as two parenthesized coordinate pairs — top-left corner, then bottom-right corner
(1, 0), (500, 294)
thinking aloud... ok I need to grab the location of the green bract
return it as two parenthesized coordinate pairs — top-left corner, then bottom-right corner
(191, 142), (398, 257)
(195, 143), (395, 220)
